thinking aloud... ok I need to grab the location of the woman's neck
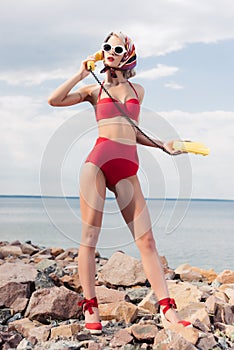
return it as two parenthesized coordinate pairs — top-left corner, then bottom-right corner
(105, 70), (127, 85)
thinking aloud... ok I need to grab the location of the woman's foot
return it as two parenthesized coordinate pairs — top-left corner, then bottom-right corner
(78, 297), (102, 334)
(159, 298), (192, 328)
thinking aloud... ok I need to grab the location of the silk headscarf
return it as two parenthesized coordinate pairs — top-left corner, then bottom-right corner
(100, 31), (137, 77)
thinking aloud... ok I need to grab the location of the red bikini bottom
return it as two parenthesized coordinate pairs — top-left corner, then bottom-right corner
(85, 137), (139, 189)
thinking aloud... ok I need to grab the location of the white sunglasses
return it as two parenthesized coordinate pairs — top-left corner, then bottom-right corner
(101, 43), (127, 55)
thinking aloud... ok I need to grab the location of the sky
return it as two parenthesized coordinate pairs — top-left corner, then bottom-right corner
(1, 0), (234, 200)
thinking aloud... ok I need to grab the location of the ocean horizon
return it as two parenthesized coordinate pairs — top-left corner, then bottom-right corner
(0, 195), (233, 273)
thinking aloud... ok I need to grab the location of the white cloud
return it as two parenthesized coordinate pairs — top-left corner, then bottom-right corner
(157, 110), (234, 199)
(164, 82), (184, 90)
(137, 64), (179, 80)
(1, 0), (234, 65)
(0, 62), (101, 86)
(0, 68), (72, 86)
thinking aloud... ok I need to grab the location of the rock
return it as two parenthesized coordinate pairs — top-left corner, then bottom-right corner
(0, 245), (22, 257)
(196, 334), (218, 350)
(35, 270), (56, 289)
(35, 259), (57, 272)
(11, 296), (29, 313)
(27, 324), (51, 343)
(175, 263), (218, 283)
(33, 254), (53, 263)
(164, 323), (199, 345)
(131, 322), (158, 341)
(193, 318), (210, 333)
(6, 312), (22, 324)
(8, 318), (40, 337)
(95, 285), (125, 304)
(216, 270), (234, 284)
(205, 295), (224, 315)
(99, 301), (138, 324)
(88, 341), (103, 350)
(55, 248), (78, 261)
(167, 281), (202, 310)
(0, 262), (37, 285)
(164, 267), (176, 280)
(179, 302), (211, 328)
(213, 290), (229, 303)
(138, 290), (158, 314)
(214, 322), (234, 341)
(175, 264), (202, 282)
(214, 302), (234, 324)
(60, 274), (82, 293)
(17, 338), (34, 350)
(125, 287), (149, 304)
(109, 329), (133, 348)
(25, 286), (81, 322)
(98, 251), (146, 287)
(51, 247), (65, 257)
(50, 323), (80, 339)
(0, 282), (32, 311)
(223, 287), (234, 304)
(21, 243), (39, 255)
(191, 267), (217, 283)
(0, 330), (23, 350)
(153, 328), (169, 348)
(0, 308), (14, 324)
(159, 329), (198, 350)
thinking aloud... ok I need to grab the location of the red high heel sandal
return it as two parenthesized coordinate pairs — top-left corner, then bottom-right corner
(159, 298), (192, 328)
(78, 297), (102, 334)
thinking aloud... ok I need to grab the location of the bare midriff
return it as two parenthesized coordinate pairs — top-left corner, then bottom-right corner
(97, 116), (138, 145)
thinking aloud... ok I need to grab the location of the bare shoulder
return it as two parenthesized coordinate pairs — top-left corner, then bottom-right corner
(131, 82), (145, 103)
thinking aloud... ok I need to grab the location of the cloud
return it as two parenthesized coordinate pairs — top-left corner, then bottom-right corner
(137, 64), (179, 80)
(164, 82), (184, 90)
(0, 68), (76, 86)
(157, 110), (234, 199)
(1, 0), (234, 71)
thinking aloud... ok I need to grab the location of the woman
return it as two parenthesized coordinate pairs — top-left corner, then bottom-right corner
(48, 31), (191, 334)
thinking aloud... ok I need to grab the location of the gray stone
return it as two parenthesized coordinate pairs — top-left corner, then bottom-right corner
(196, 334), (218, 350)
(98, 252), (146, 287)
(25, 286), (81, 322)
(125, 287), (149, 304)
(0, 262), (37, 286)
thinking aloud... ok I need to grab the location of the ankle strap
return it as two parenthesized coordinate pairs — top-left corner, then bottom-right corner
(159, 297), (177, 314)
(78, 297), (98, 315)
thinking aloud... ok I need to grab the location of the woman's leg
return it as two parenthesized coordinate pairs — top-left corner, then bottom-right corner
(114, 175), (180, 323)
(78, 163), (106, 323)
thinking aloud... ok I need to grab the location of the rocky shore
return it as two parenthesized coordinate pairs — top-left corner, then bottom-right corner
(0, 240), (233, 350)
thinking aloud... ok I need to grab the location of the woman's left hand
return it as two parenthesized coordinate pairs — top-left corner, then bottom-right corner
(162, 140), (187, 155)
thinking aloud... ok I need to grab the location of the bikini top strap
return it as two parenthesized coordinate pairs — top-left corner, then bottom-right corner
(128, 81), (139, 99)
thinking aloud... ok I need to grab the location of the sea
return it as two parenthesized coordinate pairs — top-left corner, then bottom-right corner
(0, 195), (233, 273)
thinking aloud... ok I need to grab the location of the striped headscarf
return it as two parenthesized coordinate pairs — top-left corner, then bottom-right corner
(100, 31), (137, 76)
(117, 32), (137, 70)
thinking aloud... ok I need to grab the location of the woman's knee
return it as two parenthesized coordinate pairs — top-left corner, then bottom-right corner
(135, 232), (156, 252)
(81, 224), (100, 248)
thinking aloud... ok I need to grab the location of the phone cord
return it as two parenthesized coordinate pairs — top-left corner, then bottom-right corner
(89, 69), (170, 154)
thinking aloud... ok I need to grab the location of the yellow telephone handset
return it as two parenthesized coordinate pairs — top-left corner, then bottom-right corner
(173, 141), (210, 156)
(87, 51), (103, 71)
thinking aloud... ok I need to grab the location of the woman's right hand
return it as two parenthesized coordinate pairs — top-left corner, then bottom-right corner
(79, 55), (96, 79)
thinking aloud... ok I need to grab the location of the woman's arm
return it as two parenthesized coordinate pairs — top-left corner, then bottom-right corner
(136, 131), (164, 149)
(48, 55), (96, 107)
(136, 132), (184, 155)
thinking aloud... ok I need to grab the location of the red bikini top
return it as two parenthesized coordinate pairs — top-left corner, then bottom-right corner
(95, 81), (140, 122)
